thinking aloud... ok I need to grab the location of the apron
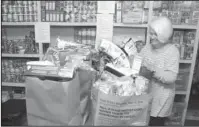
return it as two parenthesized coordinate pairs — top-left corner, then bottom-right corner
(140, 44), (176, 117)
(150, 79), (175, 117)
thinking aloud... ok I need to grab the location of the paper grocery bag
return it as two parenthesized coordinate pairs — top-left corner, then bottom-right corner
(91, 87), (152, 126)
(78, 68), (97, 124)
(25, 73), (82, 126)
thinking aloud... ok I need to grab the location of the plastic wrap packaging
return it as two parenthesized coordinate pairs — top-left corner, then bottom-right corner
(27, 38), (93, 78)
(93, 71), (149, 96)
(97, 39), (130, 68)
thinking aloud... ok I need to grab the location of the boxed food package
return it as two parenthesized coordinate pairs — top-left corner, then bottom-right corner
(183, 32), (195, 45)
(97, 39), (130, 68)
(172, 31), (184, 46)
(96, 38), (144, 77)
(153, 1), (162, 9)
(122, 1), (145, 23)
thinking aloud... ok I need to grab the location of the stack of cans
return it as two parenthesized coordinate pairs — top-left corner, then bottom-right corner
(2, 1), (38, 22)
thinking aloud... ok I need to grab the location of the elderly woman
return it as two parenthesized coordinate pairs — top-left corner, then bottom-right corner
(139, 16), (180, 126)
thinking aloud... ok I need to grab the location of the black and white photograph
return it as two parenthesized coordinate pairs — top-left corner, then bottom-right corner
(1, 1), (199, 126)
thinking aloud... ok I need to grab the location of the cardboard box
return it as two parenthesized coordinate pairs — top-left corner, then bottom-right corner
(172, 31), (184, 44)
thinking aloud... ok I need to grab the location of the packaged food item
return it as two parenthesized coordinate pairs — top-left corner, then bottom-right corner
(97, 39), (130, 68)
(122, 1), (145, 23)
(93, 71), (149, 96)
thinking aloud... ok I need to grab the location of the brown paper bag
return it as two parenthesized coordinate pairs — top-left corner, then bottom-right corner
(78, 68), (97, 125)
(91, 87), (152, 126)
(25, 73), (82, 126)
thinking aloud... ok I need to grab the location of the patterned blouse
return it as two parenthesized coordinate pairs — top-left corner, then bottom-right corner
(139, 43), (180, 117)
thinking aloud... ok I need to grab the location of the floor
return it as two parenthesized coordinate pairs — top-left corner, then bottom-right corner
(2, 98), (199, 126)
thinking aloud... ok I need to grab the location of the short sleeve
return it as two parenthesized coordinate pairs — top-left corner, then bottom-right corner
(165, 46), (180, 73)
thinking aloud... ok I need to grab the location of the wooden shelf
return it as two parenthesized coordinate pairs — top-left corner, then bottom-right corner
(173, 25), (197, 30)
(113, 23), (148, 28)
(2, 53), (41, 58)
(180, 60), (192, 64)
(2, 22), (96, 27)
(2, 22), (35, 26)
(186, 110), (199, 121)
(176, 90), (187, 95)
(50, 22), (96, 26)
(2, 22), (196, 30)
(2, 82), (25, 87)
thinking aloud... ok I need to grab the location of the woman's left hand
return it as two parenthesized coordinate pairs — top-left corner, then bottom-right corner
(139, 66), (154, 80)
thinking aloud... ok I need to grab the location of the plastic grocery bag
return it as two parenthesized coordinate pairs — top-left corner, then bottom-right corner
(91, 87), (152, 126)
(25, 72), (82, 126)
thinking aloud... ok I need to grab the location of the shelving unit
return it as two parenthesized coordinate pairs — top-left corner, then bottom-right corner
(2, 54), (41, 58)
(2, 22), (36, 26)
(2, 82), (25, 87)
(1, 1), (199, 126)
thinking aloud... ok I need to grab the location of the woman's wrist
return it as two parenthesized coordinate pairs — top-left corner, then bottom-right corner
(152, 71), (176, 85)
(153, 74), (166, 84)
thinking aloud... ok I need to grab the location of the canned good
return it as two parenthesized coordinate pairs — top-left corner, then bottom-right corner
(60, 13), (64, 22)
(13, 6), (16, 14)
(25, 15), (28, 22)
(29, 5), (32, 14)
(23, 1), (27, 6)
(19, 14), (23, 22)
(46, 13), (49, 21)
(2, 15), (8, 22)
(24, 6), (28, 14)
(8, 5), (12, 13)
(17, 6), (20, 14)
(28, 1), (32, 6)
(53, 12), (56, 21)
(7, 13), (12, 22)
(46, 2), (49, 10)
(34, 14), (37, 21)
(3, 5), (8, 14)
(13, 14), (18, 22)
(56, 12), (59, 22)
(50, 13), (53, 21)
(71, 13), (75, 22)
(17, 1), (22, 6)
(29, 15), (32, 22)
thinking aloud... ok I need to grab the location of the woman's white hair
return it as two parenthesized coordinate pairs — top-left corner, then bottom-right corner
(149, 16), (173, 43)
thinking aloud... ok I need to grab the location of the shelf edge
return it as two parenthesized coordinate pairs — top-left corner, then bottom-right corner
(2, 82), (25, 87)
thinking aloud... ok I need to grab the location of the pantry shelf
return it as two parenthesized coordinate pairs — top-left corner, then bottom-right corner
(175, 90), (187, 95)
(186, 110), (199, 121)
(2, 22), (36, 26)
(180, 60), (192, 64)
(2, 82), (25, 87)
(2, 54), (41, 58)
(49, 22), (96, 26)
(113, 23), (148, 28)
(173, 25), (197, 30)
